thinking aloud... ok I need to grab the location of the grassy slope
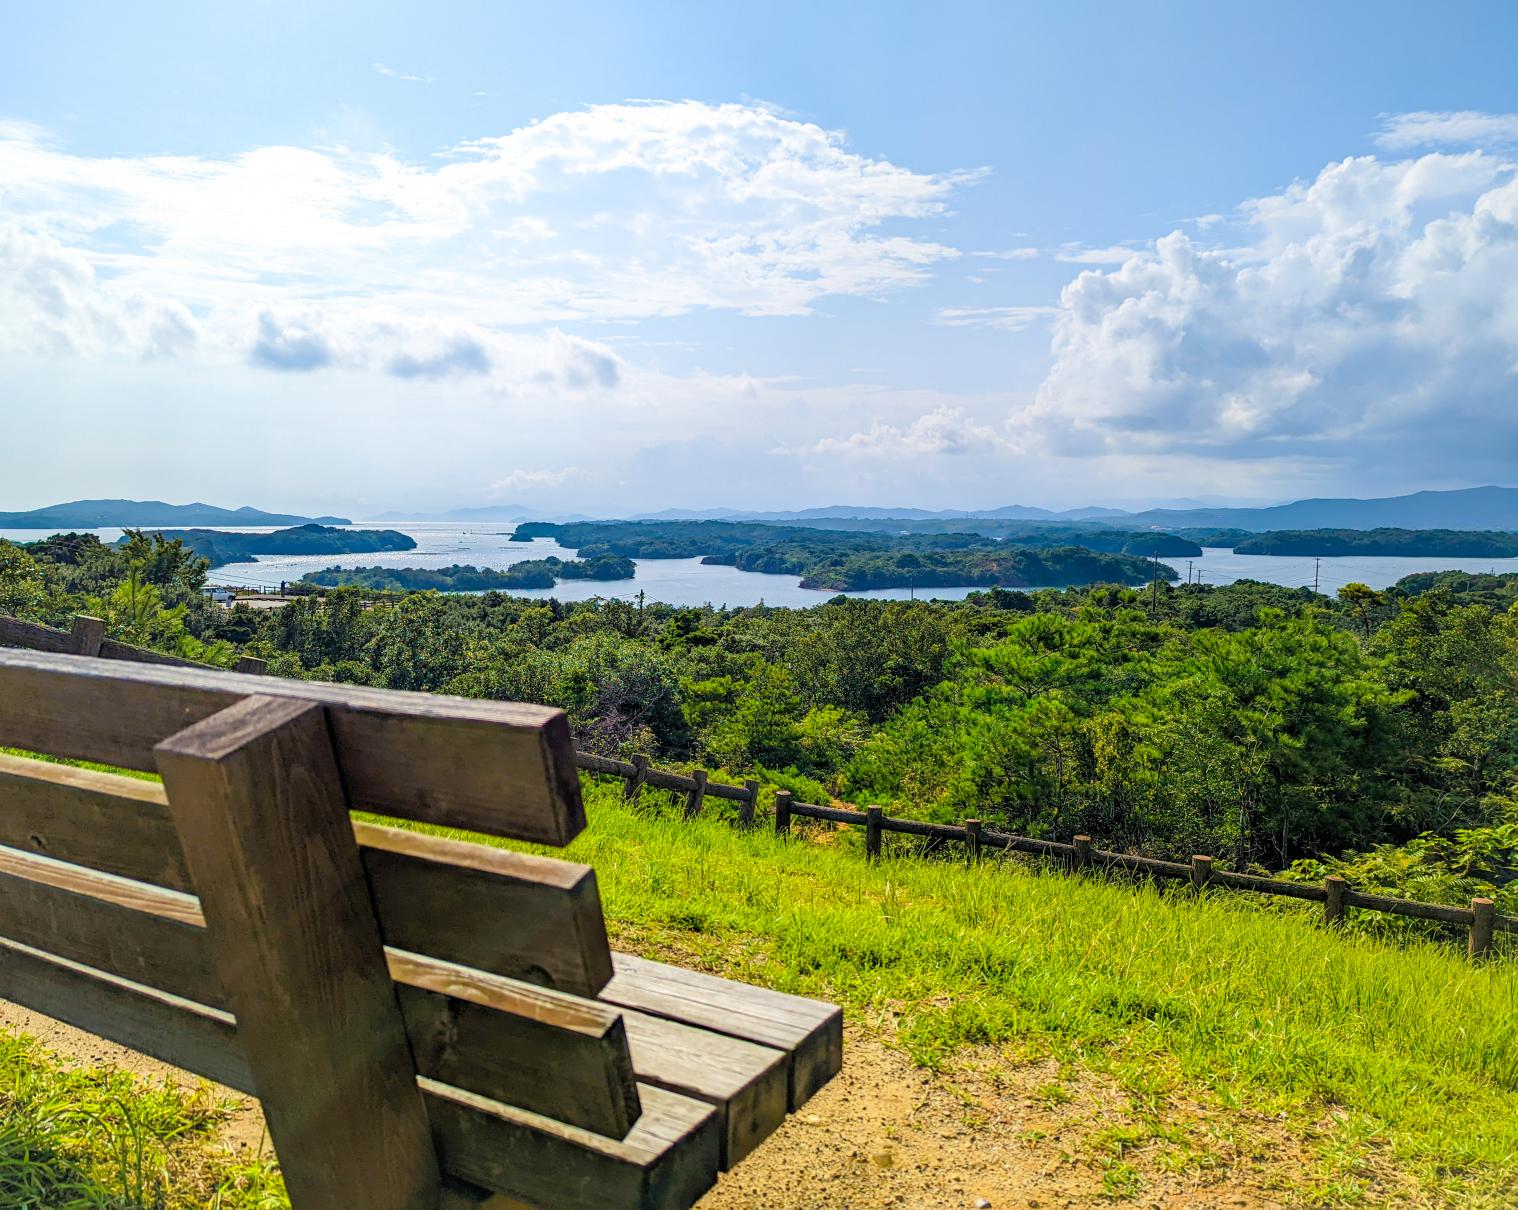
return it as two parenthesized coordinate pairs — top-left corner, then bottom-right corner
(482, 781), (1517, 1205)
(2, 756), (1515, 1205)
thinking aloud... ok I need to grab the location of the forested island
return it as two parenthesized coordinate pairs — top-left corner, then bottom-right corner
(513, 519), (1176, 589)
(1230, 527), (1518, 556)
(301, 555), (634, 592)
(142, 524), (416, 567)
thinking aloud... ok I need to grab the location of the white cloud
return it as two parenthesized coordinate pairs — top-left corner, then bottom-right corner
(0, 223), (199, 359)
(972, 247), (1038, 260)
(243, 305), (621, 392)
(1374, 110), (1518, 150)
(490, 467), (585, 495)
(1053, 243), (1143, 264)
(0, 100), (968, 357)
(373, 62), (434, 84)
(936, 305), (1057, 331)
(801, 406), (1011, 458)
(1023, 151), (1518, 474)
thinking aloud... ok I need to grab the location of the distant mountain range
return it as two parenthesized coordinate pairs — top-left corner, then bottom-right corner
(0, 499), (350, 529)
(632, 487), (1518, 533)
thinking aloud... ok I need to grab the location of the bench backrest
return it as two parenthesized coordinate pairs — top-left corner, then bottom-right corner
(0, 647), (643, 1208)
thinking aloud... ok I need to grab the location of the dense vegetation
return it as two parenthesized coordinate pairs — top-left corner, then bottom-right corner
(3, 529), (1517, 915)
(1233, 527), (1518, 556)
(514, 519), (1174, 589)
(153, 523), (416, 567)
(302, 555), (634, 591)
(736, 515), (1204, 556)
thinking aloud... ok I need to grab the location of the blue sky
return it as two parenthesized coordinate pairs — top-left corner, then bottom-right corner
(4, 1), (1518, 516)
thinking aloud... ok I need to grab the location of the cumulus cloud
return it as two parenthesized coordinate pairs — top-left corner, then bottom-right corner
(0, 223), (199, 359)
(801, 406), (1011, 458)
(1374, 110), (1518, 150)
(0, 101), (969, 341)
(1023, 151), (1518, 471)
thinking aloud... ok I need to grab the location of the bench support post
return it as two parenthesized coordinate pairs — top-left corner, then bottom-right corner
(155, 694), (441, 1210)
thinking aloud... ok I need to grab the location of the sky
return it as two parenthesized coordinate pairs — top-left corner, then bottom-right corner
(3, 1), (1518, 518)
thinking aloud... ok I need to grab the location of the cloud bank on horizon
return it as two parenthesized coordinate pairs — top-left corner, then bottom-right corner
(2, 102), (1517, 511)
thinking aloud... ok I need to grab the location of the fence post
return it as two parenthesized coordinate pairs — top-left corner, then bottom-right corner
(155, 696), (440, 1210)
(1073, 835), (1092, 871)
(624, 753), (650, 806)
(774, 789), (793, 836)
(684, 769), (708, 819)
(964, 818), (982, 863)
(70, 615), (105, 658)
(739, 779), (760, 827)
(1323, 875), (1347, 927)
(1470, 897), (1496, 960)
(1190, 855), (1213, 890)
(865, 806), (883, 860)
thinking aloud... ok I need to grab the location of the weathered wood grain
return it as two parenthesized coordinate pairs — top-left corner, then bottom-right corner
(0, 845), (213, 1001)
(155, 695), (441, 1210)
(602, 953), (842, 1111)
(424, 1077), (720, 1210)
(0, 937), (719, 1208)
(390, 948), (640, 1138)
(621, 1007), (787, 1167)
(0, 754), (615, 994)
(0, 838), (642, 1138)
(0, 647), (582, 843)
(0, 934), (250, 1092)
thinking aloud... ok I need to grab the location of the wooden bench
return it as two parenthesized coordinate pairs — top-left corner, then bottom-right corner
(0, 648), (841, 1209)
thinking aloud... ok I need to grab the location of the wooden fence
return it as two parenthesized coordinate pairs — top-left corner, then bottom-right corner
(0, 613), (268, 674)
(586, 750), (1515, 961)
(2, 613), (1510, 959)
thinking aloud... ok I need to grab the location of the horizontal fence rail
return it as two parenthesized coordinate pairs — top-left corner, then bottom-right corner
(580, 751), (1515, 961)
(0, 613), (267, 675)
(1, 613), (1508, 959)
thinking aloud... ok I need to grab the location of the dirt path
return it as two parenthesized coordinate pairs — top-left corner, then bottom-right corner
(698, 1026), (1293, 1210)
(4, 995), (1319, 1209)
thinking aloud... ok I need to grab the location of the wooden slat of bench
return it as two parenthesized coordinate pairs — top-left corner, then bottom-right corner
(0, 843), (639, 1138)
(0, 938), (719, 1210)
(0, 648), (582, 843)
(425, 1078), (720, 1210)
(602, 953), (843, 1110)
(621, 1008), (787, 1168)
(0, 754), (613, 995)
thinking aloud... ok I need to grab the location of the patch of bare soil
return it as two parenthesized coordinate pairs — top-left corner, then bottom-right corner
(699, 1026), (1301, 1210)
(2, 998), (1415, 1209)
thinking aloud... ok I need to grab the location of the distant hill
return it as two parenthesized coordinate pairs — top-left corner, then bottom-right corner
(0, 499), (349, 529)
(1110, 487), (1518, 532)
(627, 487), (1518, 532)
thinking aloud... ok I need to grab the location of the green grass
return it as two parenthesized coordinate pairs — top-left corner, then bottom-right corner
(0, 1031), (284, 1209)
(6, 751), (1517, 1204)
(462, 780), (1518, 1205)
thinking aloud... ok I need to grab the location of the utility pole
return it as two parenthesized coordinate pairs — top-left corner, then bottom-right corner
(1150, 550), (1159, 618)
(1313, 558), (1321, 594)
(1186, 559), (1194, 586)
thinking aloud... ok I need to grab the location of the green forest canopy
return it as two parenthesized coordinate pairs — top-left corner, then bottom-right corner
(4, 529), (1517, 927)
